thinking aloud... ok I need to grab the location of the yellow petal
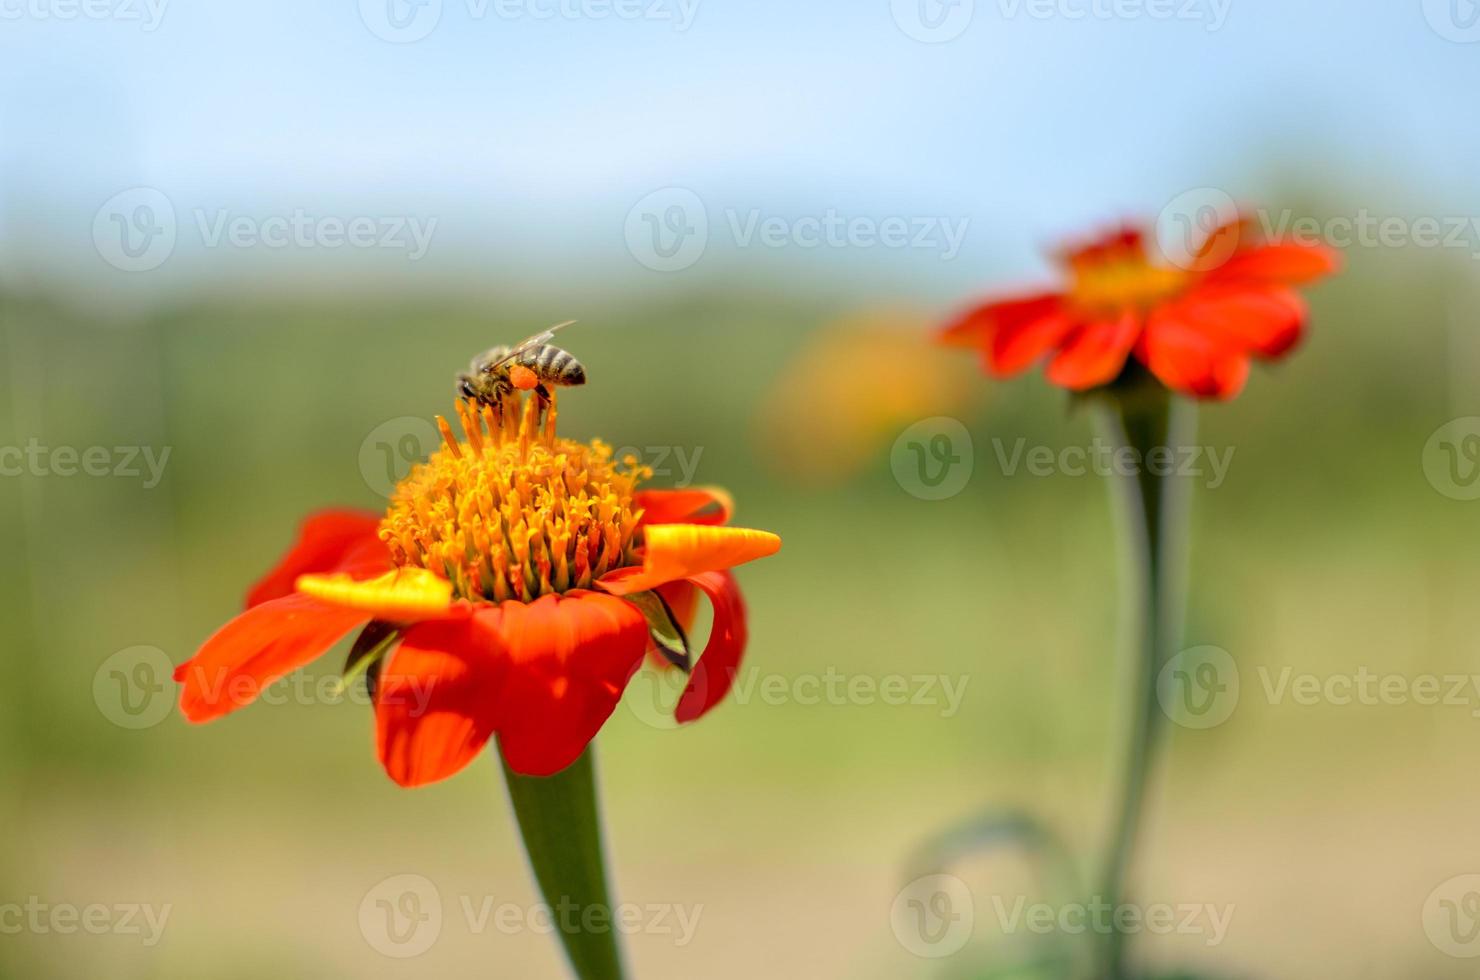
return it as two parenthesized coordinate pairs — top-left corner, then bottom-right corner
(597, 525), (780, 595)
(296, 567), (453, 620)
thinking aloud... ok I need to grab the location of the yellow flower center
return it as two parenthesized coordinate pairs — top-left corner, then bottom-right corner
(1070, 258), (1187, 315)
(378, 391), (649, 602)
(1063, 233), (1189, 316)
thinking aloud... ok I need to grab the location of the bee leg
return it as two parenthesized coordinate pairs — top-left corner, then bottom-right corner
(534, 384), (553, 427)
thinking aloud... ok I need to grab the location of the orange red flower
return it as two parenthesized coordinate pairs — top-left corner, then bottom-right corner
(175, 389), (779, 785)
(939, 219), (1340, 399)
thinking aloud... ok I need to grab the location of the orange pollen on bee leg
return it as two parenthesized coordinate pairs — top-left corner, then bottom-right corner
(379, 390), (653, 603)
(510, 364), (539, 390)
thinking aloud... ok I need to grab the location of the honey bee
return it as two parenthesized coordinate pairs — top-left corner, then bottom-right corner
(458, 320), (587, 408)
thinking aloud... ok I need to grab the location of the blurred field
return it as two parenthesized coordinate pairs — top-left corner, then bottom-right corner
(3, 222), (1480, 980)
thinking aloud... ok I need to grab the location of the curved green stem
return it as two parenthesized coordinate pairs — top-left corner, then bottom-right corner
(1092, 390), (1195, 980)
(499, 746), (626, 980)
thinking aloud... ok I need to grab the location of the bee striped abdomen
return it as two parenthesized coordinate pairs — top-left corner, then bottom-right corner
(519, 345), (587, 386)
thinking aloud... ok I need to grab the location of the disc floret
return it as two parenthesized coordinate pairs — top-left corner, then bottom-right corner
(379, 390), (650, 603)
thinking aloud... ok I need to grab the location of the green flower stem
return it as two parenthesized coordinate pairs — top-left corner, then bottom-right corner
(499, 745), (626, 980)
(1093, 388), (1195, 980)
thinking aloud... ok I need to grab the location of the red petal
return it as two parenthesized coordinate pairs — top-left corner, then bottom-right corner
(1138, 313), (1251, 400)
(375, 615), (507, 788)
(1205, 242), (1340, 286)
(490, 591), (649, 777)
(634, 487), (733, 527)
(1044, 311), (1140, 390)
(245, 509), (390, 609)
(674, 570), (748, 724)
(1170, 286), (1307, 358)
(174, 594), (368, 722)
(939, 292), (1064, 352)
(991, 309), (1077, 376)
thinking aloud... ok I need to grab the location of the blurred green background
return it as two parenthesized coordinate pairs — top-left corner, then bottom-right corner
(3, 189), (1480, 978)
(6, 1), (1480, 975)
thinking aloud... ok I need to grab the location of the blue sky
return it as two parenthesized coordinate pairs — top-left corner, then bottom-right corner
(0, 0), (1475, 303)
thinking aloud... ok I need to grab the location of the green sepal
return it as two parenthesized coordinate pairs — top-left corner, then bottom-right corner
(623, 590), (690, 672)
(337, 621), (398, 698)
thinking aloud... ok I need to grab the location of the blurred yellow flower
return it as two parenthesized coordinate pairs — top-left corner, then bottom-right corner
(757, 309), (979, 486)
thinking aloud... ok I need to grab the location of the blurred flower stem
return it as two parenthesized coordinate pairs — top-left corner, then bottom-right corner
(500, 746), (626, 980)
(1092, 384), (1195, 980)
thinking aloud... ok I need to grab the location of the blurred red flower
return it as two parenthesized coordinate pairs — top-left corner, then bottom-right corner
(940, 220), (1340, 399)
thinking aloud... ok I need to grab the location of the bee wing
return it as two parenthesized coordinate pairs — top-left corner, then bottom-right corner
(481, 320), (578, 371)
